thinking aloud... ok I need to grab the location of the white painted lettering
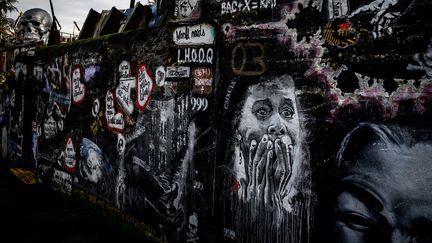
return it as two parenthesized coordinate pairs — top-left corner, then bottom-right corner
(177, 48), (214, 65)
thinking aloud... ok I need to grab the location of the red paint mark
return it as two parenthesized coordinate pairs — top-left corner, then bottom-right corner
(232, 179), (241, 192)
(338, 22), (351, 31)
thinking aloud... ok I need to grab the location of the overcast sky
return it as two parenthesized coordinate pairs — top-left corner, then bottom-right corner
(7, 0), (140, 35)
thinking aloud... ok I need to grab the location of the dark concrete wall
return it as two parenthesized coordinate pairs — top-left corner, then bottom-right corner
(3, 0), (432, 242)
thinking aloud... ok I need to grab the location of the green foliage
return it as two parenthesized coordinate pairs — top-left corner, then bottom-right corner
(0, 0), (18, 25)
(0, 0), (18, 14)
(0, 0), (18, 47)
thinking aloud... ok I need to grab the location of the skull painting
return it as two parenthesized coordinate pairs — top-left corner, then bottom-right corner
(186, 212), (199, 242)
(16, 8), (52, 44)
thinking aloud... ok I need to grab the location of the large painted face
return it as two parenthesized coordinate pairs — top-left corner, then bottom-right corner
(333, 143), (432, 243)
(234, 76), (302, 209)
(238, 76), (300, 154)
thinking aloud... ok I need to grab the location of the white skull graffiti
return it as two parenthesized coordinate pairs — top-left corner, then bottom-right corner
(16, 8), (52, 44)
(187, 212), (199, 240)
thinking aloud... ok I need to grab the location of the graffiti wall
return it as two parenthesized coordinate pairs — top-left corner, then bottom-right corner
(12, 24), (217, 242)
(3, 0), (432, 242)
(210, 0), (432, 242)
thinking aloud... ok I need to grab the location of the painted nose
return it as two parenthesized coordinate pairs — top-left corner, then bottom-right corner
(267, 122), (287, 136)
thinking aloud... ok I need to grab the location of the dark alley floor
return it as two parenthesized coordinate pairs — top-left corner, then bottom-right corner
(0, 166), (151, 243)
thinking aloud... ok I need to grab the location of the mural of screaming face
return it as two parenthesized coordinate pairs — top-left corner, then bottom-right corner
(234, 74), (305, 212)
(229, 74), (311, 243)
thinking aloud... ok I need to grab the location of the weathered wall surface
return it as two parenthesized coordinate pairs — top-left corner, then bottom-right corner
(3, 0), (432, 242)
(12, 25), (217, 242)
(212, 0), (432, 242)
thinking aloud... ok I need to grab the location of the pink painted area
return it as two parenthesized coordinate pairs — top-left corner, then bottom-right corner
(232, 179), (241, 192)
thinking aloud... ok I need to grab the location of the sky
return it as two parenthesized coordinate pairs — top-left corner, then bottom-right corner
(7, 0), (139, 35)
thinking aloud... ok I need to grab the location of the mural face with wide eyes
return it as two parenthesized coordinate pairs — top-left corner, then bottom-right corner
(238, 77), (299, 152)
(234, 75), (301, 210)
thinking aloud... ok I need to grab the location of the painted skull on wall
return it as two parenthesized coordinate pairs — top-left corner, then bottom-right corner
(16, 8), (52, 44)
(187, 212), (199, 242)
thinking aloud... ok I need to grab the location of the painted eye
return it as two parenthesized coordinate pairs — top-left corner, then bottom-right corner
(252, 107), (272, 120)
(338, 211), (376, 232)
(252, 99), (273, 120)
(280, 107), (294, 119)
(256, 108), (270, 118)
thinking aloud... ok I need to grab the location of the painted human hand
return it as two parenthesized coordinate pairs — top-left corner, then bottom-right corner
(241, 134), (272, 203)
(274, 137), (293, 199)
(241, 134), (293, 211)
